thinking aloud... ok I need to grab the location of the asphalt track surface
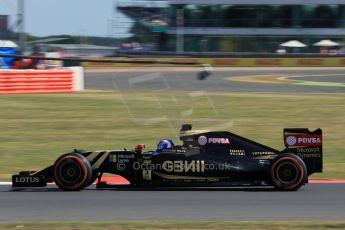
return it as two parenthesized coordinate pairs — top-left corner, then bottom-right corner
(1, 183), (345, 221)
(85, 68), (345, 93)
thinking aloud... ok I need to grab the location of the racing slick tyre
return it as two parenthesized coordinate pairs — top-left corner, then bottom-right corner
(53, 153), (92, 191)
(86, 171), (99, 187)
(271, 153), (307, 191)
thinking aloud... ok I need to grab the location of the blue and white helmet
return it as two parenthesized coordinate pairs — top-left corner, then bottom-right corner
(156, 139), (174, 152)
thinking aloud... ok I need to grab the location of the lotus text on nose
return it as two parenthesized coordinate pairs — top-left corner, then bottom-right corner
(15, 177), (40, 183)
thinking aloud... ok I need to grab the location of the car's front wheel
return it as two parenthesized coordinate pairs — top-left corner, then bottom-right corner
(53, 153), (92, 191)
(271, 153), (307, 191)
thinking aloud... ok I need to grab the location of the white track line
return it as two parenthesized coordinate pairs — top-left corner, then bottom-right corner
(0, 182), (12, 185)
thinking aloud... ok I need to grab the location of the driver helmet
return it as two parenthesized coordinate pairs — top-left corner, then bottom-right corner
(156, 139), (174, 152)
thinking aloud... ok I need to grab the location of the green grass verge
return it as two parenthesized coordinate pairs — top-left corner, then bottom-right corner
(0, 90), (344, 180)
(1, 221), (345, 229)
(295, 81), (345, 87)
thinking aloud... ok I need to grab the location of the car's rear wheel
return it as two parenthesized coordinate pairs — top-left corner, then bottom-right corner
(53, 153), (92, 191)
(271, 153), (307, 191)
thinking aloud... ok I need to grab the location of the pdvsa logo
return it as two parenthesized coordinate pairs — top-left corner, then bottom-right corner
(298, 137), (322, 145)
(209, 138), (230, 144)
(198, 136), (230, 146)
(286, 136), (297, 146)
(285, 135), (322, 147)
(198, 136), (208, 146)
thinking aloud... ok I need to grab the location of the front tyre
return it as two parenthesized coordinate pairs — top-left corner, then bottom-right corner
(53, 153), (92, 191)
(271, 153), (307, 191)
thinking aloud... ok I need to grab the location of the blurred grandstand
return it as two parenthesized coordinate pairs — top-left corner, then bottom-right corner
(117, 0), (168, 32)
(168, 0), (345, 53)
(2, 0), (345, 55)
(115, 0), (345, 53)
(115, 0), (169, 51)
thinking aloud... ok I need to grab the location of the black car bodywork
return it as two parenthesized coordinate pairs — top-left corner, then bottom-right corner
(12, 124), (322, 191)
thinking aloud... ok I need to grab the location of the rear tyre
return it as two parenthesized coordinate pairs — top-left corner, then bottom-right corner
(53, 153), (92, 191)
(271, 153), (307, 191)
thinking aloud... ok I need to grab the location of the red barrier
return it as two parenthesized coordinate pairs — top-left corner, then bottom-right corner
(0, 70), (77, 94)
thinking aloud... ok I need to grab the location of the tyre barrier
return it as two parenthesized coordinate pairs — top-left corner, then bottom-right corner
(0, 67), (84, 94)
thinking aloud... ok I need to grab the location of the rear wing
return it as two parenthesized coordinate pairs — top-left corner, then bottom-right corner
(283, 128), (322, 175)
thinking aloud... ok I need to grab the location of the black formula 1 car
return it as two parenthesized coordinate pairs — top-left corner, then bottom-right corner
(12, 124), (322, 191)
